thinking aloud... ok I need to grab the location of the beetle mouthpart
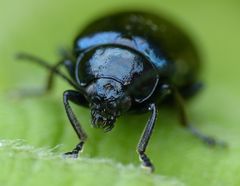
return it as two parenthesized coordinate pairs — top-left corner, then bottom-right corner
(91, 110), (116, 132)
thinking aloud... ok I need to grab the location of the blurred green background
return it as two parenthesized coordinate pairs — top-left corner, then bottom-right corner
(0, 0), (240, 186)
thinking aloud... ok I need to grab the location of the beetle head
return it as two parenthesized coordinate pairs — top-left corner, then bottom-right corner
(86, 78), (132, 132)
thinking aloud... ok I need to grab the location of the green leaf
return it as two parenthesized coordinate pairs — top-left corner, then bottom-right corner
(0, 140), (183, 186)
(1, 1), (240, 186)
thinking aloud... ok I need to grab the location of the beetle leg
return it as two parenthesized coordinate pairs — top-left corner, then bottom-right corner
(137, 103), (157, 172)
(16, 53), (79, 91)
(12, 56), (64, 98)
(63, 90), (88, 158)
(173, 87), (227, 147)
(45, 59), (76, 91)
(179, 81), (203, 99)
(45, 60), (66, 92)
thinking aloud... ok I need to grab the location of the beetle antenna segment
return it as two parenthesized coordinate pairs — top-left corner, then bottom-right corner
(16, 53), (84, 93)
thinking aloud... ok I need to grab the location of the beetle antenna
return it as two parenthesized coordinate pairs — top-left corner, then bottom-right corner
(16, 53), (86, 94)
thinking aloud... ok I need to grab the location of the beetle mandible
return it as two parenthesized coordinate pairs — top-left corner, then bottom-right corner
(17, 11), (225, 172)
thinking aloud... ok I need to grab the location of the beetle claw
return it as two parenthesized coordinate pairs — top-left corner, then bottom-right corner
(141, 163), (154, 173)
(63, 152), (79, 159)
(138, 152), (154, 173)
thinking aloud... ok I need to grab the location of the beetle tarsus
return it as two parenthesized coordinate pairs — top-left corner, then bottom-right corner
(63, 141), (84, 159)
(139, 152), (154, 172)
(187, 125), (227, 148)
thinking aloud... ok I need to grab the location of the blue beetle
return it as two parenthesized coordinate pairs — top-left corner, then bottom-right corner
(17, 11), (225, 172)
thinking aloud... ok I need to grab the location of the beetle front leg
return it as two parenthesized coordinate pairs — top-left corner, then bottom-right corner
(63, 90), (88, 158)
(173, 87), (227, 147)
(137, 103), (157, 172)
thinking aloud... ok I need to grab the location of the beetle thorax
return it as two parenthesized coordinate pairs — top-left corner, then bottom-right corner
(85, 78), (131, 132)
